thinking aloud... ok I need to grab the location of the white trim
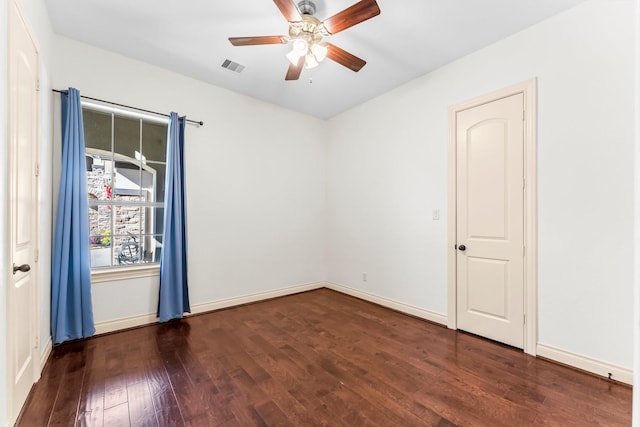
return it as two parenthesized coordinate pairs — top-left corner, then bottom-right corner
(94, 312), (158, 335)
(91, 264), (159, 284)
(324, 282), (448, 326)
(39, 338), (52, 374)
(94, 281), (325, 335)
(447, 98), (458, 330)
(81, 100), (169, 125)
(189, 282), (324, 314)
(447, 79), (538, 355)
(523, 80), (538, 356)
(632, 0), (640, 424)
(537, 343), (633, 385)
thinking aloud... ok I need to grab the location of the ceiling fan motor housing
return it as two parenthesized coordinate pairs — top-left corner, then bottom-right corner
(297, 0), (316, 16)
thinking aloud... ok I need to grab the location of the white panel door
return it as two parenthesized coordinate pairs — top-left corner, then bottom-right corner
(8, 1), (39, 423)
(456, 93), (524, 348)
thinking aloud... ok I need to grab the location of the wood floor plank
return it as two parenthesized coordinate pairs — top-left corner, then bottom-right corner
(127, 381), (157, 427)
(47, 343), (87, 426)
(151, 391), (183, 427)
(16, 347), (69, 426)
(76, 340), (106, 427)
(103, 345), (130, 410)
(18, 288), (632, 426)
(160, 350), (210, 424)
(102, 402), (130, 427)
(247, 316), (440, 426)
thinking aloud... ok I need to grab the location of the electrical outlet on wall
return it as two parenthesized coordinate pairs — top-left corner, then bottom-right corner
(432, 209), (440, 220)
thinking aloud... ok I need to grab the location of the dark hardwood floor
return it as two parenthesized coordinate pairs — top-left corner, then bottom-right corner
(18, 288), (631, 426)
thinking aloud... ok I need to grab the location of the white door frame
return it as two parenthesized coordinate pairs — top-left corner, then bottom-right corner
(7, 0), (41, 422)
(447, 79), (538, 355)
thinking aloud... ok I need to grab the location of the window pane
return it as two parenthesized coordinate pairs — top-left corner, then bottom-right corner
(113, 205), (143, 241)
(152, 207), (165, 237)
(146, 163), (166, 203)
(90, 245), (114, 268)
(113, 159), (142, 198)
(89, 204), (111, 247)
(114, 115), (141, 160)
(142, 121), (167, 162)
(84, 109), (112, 152)
(140, 167), (155, 201)
(87, 154), (114, 201)
(89, 223), (113, 268)
(113, 229), (141, 265)
(114, 233), (142, 265)
(141, 234), (163, 263)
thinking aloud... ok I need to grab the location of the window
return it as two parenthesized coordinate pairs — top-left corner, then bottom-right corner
(84, 106), (167, 269)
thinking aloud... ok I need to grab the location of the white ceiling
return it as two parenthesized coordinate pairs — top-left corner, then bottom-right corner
(45, 0), (587, 119)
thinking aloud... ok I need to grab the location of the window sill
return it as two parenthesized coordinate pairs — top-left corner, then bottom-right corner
(91, 264), (160, 283)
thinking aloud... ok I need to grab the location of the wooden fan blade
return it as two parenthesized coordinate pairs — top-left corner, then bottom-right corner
(322, 0), (380, 35)
(324, 43), (366, 72)
(285, 55), (305, 80)
(229, 36), (288, 46)
(273, 0), (302, 22)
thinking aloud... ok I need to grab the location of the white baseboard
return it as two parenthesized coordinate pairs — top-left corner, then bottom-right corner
(94, 312), (158, 335)
(324, 281), (448, 326)
(93, 281), (325, 335)
(39, 338), (52, 373)
(190, 281), (324, 315)
(537, 343), (633, 385)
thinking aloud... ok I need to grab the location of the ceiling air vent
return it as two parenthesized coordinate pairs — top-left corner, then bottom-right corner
(221, 59), (245, 73)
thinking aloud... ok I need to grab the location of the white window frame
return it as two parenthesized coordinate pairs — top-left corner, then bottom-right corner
(82, 100), (169, 281)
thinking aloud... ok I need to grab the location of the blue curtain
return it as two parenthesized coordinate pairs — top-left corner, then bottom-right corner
(158, 113), (190, 322)
(51, 88), (95, 344)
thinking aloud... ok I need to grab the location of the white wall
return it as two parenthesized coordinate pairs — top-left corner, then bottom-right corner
(52, 36), (327, 325)
(327, 0), (635, 370)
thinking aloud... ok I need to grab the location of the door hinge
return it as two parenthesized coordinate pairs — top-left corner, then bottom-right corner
(523, 246), (526, 257)
(36, 78), (40, 92)
(35, 248), (39, 263)
(35, 335), (39, 348)
(35, 162), (40, 177)
(523, 314), (526, 325)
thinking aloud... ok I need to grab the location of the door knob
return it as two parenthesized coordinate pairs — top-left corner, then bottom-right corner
(13, 263), (31, 274)
(458, 245), (466, 251)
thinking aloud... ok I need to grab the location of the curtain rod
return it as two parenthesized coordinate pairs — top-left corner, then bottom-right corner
(52, 89), (204, 126)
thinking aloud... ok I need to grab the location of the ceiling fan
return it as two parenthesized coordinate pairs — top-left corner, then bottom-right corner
(229, 0), (381, 80)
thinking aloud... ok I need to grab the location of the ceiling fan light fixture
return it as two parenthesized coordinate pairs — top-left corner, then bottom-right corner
(286, 49), (300, 65)
(229, 0), (380, 80)
(304, 53), (319, 69)
(292, 38), (309, 56)
(311, 43), (327, 62)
